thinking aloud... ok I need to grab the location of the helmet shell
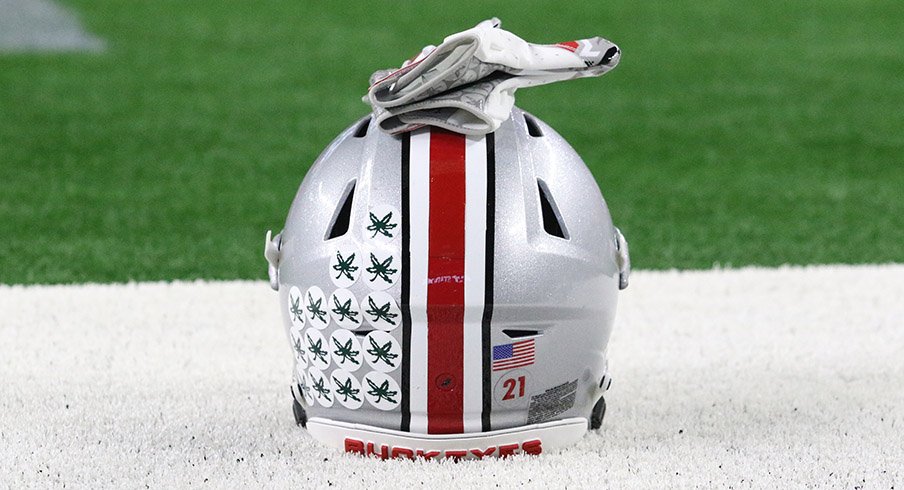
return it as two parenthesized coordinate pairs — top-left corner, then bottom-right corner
(276, 107), (621, 435)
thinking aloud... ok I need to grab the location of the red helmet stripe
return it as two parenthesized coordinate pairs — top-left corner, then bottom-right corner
(404, 127), (493, 435)
(426, 129), (467, 434)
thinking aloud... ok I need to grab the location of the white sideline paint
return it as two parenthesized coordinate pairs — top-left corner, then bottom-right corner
(0, 0), (104, 52)
(1, 265), (902, 487)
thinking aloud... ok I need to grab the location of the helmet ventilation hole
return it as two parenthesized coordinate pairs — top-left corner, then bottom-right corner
(353, 117), (371, 138)
(325, 180), (356, 240)
(524, 114), (544, 137)
(537, 179), (568, 239)
(503, 329), (542, 339)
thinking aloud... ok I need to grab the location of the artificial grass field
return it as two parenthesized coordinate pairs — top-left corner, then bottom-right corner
(1, 0), (902, 284)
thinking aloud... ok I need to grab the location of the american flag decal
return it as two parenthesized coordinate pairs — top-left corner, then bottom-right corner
(492, 339), (535, 371)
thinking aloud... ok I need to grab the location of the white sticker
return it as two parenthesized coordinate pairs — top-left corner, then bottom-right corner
(287, 286), (306, 329)
(330, 369), (364, 410)
(493, 369), (532, 405)
(364, 205), (400, 242)
(363, 371), (401, 411)
(308, 367), (334, 408)
(329, 329), (363, 372)
(363, 248), (400, 291)
(296, 366), (314, 407)
(328, 289), (362, 329)
(329, 244), (361, 289)
(363, 330), (401, 373)
(304, 286), (330, 329)
(289, 324), (308, 368)
(361, 291), (401, 331)
(303, 328), (331, 371)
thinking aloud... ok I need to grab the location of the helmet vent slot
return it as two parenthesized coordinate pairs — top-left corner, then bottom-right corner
(524, 114), (544, 137)
(503, 329), (542, 339)
(353, 117), (371, 138)
(325, 180), (356, 240)
(537, 179), (568, 239)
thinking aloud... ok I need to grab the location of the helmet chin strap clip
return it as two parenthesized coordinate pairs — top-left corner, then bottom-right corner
(615, 227), (630, 290)
(264, 230), (282, 291)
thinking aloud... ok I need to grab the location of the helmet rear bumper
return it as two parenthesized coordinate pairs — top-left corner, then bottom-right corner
(306, 416), (587, 460)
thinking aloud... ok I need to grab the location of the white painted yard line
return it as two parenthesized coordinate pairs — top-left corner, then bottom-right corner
(1, 264), (902, 487)
(0, 0), (104, 52)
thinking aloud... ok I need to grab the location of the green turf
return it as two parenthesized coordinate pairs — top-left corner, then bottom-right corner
(1, 0), (902, 284)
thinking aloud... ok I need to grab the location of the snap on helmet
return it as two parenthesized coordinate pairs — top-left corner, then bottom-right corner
(264, 107), (630, 459)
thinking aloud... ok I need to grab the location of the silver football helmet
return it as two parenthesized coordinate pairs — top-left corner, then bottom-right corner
(264, 107), (630, 459)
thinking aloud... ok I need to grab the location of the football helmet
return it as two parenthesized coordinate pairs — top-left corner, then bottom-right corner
(264, 107), (630, 459)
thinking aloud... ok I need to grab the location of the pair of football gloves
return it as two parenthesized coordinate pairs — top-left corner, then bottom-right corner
(364, 18), (620, 136)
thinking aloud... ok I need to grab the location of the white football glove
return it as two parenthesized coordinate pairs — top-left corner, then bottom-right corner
(366, 18), (620, 135)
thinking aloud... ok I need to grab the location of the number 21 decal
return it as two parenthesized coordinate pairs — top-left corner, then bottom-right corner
(502, 375), (526, 400)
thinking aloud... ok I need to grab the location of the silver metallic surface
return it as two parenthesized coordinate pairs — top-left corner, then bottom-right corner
(615, 227), (631, 290)
(263, 230), (281, 291)
(270, 107), (627, 435)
